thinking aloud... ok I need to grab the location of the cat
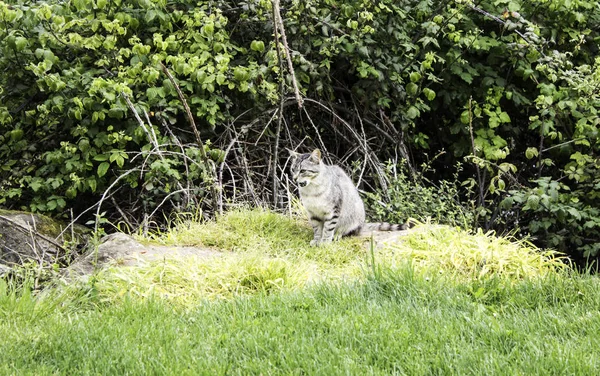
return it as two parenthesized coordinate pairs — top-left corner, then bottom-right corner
(288, 148), (409, 246)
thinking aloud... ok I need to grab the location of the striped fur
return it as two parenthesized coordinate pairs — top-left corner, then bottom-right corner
(289, 148), (409, 246)
(362, 222), (409, 232)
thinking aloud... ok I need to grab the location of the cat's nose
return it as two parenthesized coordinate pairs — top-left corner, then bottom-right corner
(298, 181), (308, 187)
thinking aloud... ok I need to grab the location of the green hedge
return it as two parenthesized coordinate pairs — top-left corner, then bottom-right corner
(1, 0), (599, 259)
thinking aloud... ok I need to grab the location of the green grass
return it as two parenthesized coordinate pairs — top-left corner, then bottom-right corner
(144, 207), (368, 266)
(1, 269), (600, 375)
(1, 208), (599, 375)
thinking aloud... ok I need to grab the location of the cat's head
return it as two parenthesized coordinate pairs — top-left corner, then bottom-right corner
(288, 149), (323, 188)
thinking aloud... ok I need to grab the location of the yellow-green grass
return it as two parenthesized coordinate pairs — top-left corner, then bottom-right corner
(71, 208), (565, 307)
(90, 254), (318, 306)
(377, 225), (566, 280)
(143, 207), (368, 266)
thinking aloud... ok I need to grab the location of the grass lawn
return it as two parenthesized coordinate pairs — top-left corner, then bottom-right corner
(1, 209), (599, 375)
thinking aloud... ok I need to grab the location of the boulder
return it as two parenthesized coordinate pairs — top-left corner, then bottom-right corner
(67, 233), (147, 277)
(66, 233), (220, 279)
(0, 210), (85, 273)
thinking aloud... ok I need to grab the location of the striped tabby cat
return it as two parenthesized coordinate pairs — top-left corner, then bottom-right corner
(288, 148), (408, 246)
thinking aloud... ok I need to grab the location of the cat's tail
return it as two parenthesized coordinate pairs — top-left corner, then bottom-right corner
(361, 220), (414, 232)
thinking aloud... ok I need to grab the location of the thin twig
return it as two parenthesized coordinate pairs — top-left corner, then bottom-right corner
(465, 155), (523, 188)
(160, 62), (219, 211)
(159, 115), (193, 208)
(146, 188), (192, 221)
(110, 196), (135, 232)
(94, 169), (138, 234)
(122, 92), (191, 218)
(219, 115), (260, 213)
(56, 188), (118, 240)
(467, 97), (485, 207)
(272, 1), (287, 206)
(541, 137), (586, 153)
(466, 2), (546, 57)
(272, 0), (303, 108)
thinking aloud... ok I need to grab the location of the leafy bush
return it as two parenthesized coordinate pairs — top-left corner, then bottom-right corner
(1, 0), (599, 260)
(0, 0), (279, 220)
(503, 176), (600, 259)
(363, 161), (476, 228)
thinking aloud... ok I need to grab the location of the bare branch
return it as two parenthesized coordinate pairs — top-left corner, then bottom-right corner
(272, 0), (303, 108)
(160, 62), (219, 211)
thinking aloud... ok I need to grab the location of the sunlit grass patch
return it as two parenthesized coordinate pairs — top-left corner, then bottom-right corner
(85, 209), (381, 306)
(144, 207), (367, 266)
(147, 208), (311, 250)
(378, 225), (567, 280)
(89, 253), (319, 307)
(84, 209), (574, 307)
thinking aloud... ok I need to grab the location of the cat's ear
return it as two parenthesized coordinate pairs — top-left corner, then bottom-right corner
(287, 148), (301, 159)
(309, 149), (322, 163)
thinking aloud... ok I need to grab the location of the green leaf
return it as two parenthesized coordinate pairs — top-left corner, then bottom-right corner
(10, 129), (23, 141)
(460, 72), (473, 84)
(566, 207), (581, 220)
(489, 114), (500, 128)
(57, 197), (66, 209)
(66, 187), (77, 199)
(526, 195), (540, 210)
(406, 83), (418, 96)
(47, 200), (57, 211)
(498, 112), (511, 123)
(145, 10), (157, 23)
(97, 162), (110, 177)
(94, 154), (109, 161)
(406, 106), (420, 120)
(409, 72), (421, 82)
(14, 37), (28, 52)
(497, 179), (505, 191)
(460, 110), (470, 125)
(234, 67), (249, 82)
(423, 88), (436, 101)
(103, 91), (116, 102)
(525, 147), (538, 160)
(203, 23), (214, 37)
(357, 46), (369, 57)
(250, 40), (265, 53)
(88, 178), (97, 193)
(30, 180), (43, 192)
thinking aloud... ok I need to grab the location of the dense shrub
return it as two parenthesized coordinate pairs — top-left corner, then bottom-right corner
(1, 0), (599, 259)
(0, 0), (279, 219)
(363, 161), (476, 228)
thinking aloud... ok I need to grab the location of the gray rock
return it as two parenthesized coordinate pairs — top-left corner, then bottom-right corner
(66, 233), (220, 279)
(0, 211), (72, 269)
(66, 233), (146, 277)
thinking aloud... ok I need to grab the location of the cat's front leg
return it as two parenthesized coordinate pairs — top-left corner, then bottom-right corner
(318, 213), (339, 245)
(309, 218), (323, 246)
